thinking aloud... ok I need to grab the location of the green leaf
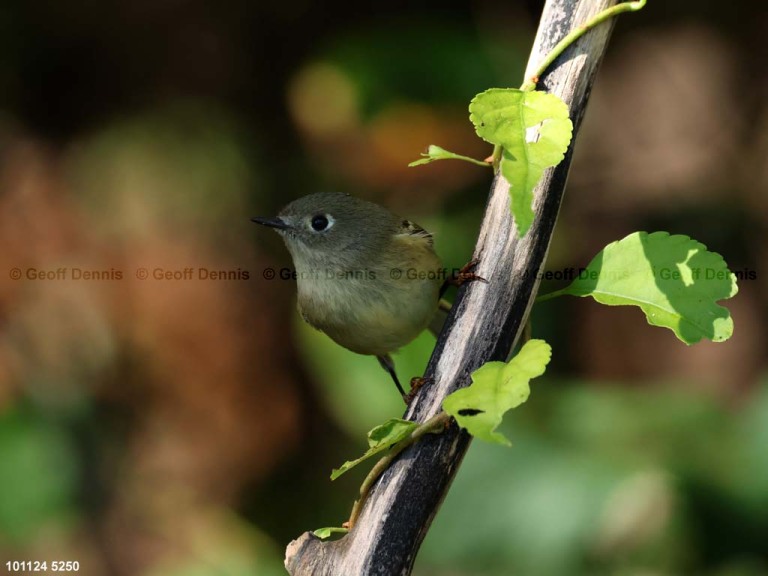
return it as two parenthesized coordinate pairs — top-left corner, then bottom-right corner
(330, 418), (419, 480)
(469, 88), (572, 236)
(443, 339), (552, 445)
(408, 144), (490, 168)
(538, 231), (738, 344)
(313, 526), (349, 539)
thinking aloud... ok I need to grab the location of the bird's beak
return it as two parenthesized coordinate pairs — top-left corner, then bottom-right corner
(251, 216), (290, 230)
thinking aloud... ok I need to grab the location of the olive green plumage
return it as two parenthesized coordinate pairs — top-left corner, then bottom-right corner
(252, 193), (443, 396)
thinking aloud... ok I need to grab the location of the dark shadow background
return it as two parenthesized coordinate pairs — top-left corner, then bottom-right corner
(1, 1), (766, 574)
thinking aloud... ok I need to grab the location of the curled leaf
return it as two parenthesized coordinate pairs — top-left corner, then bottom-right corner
(313, 526), (349, 539)
(408, 144), (490, 167)
(330, 418), (419, 480)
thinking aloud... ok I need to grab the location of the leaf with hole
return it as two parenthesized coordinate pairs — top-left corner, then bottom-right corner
(469, 88), (572, 236)
(443, 339), (551, 445)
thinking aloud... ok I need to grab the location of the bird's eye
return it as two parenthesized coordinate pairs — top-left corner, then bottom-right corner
(310, 214), (332, 231)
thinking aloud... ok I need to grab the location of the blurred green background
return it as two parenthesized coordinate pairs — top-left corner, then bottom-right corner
(0, 1), (766, 575)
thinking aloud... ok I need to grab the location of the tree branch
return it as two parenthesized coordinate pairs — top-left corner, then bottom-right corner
(286, 1), (622, 573)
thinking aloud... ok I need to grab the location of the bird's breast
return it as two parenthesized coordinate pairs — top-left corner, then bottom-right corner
(295, 261), (442, 356)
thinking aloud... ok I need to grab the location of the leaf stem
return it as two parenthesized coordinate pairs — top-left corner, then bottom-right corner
(520, 0), (647, 92)
(534, 288), (569, 302)
(440, 153), (493, 168)
(491, 145), (503, 172)
(347, 412), (451, 529)
(408, 145), (492, 168)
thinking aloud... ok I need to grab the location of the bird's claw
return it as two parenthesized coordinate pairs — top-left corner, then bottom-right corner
(403, 376), (434, 404)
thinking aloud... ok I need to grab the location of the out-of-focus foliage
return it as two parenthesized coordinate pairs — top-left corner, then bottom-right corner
(0, 407), (78, 542)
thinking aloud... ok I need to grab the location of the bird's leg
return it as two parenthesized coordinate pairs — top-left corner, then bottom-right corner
(440, 258), (488, 298)
(377, 354), (407, 400)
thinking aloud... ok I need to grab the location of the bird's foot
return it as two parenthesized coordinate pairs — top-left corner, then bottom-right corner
(403, 376), (434, 404)
(442, 259), (488, 295)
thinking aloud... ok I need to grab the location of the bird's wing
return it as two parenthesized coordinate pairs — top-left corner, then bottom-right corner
(396, 219), (434, 247)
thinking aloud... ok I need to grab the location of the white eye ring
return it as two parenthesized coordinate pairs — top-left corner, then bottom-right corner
(309, 213), (335, 232)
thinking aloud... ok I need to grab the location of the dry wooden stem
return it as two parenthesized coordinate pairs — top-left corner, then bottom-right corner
(286, 1), (622, 573)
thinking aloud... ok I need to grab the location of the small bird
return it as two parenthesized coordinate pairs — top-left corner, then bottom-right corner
(252, 192), (445, 399)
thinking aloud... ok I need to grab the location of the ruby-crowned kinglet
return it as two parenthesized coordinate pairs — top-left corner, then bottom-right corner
(252, 192), (444, 398)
